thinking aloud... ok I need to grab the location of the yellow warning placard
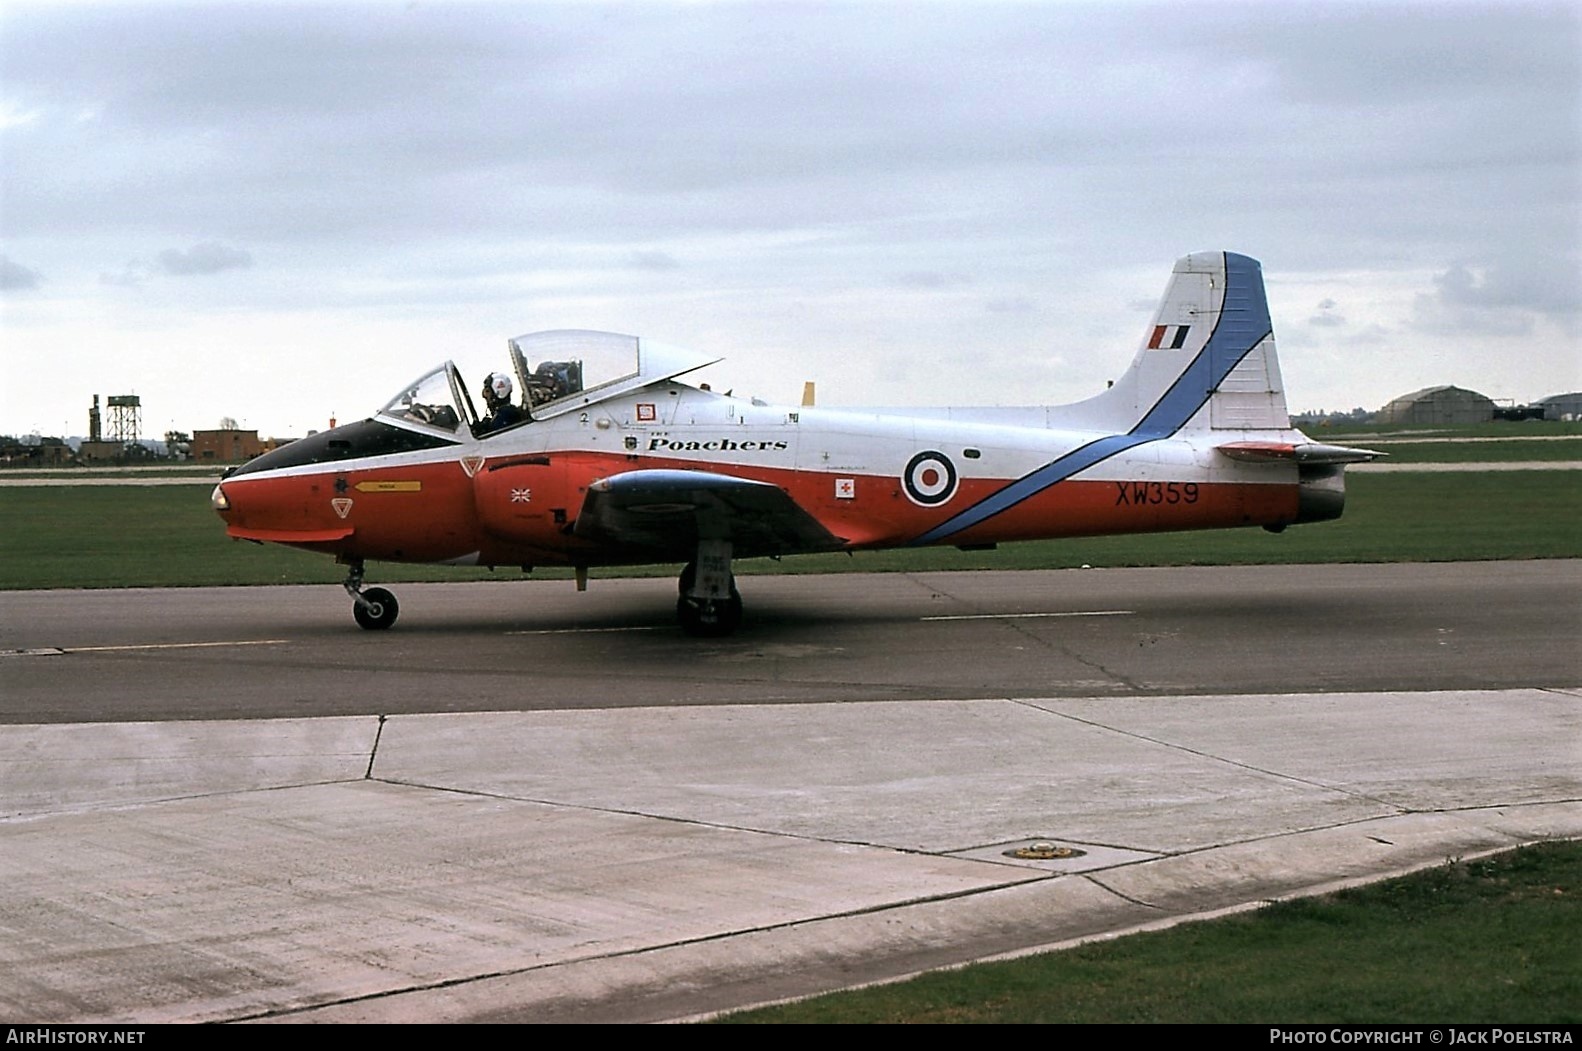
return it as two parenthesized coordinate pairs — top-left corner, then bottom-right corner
(354, 480), (422, 493)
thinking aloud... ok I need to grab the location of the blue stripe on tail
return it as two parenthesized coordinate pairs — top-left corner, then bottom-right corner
(909, 252), (1271, 546)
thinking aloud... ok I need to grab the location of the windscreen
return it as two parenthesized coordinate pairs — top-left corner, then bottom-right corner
(378, 363), (464, 433)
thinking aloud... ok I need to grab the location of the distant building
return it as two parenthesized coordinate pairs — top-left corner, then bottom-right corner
(1533, 392), (1582, 421)
(1376, 385), (1496, 426)
(0, 437), (72, 467)
(77, 440), (126, 464)
(1292, 407), (1373, 428)
(1491, 404), (1547, 422)
(192, 428), (266, 463)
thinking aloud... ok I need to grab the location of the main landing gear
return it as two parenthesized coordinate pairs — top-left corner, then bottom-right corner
(335, 549), (742, 636)
(342, 559), (399, 630)
(677, 538), (742, 637)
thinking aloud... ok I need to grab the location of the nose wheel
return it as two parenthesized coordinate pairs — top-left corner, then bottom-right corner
(343, 561), (400, 630)
(352, 587), (400, 630)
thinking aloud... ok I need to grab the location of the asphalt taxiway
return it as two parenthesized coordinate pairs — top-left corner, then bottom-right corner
(1, 562), (1579, 1023)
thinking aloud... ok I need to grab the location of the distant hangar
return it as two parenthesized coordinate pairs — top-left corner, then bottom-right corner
(1377, 385), (1497, 426)
(1373, 386), (1579, 425)
(1533, 392), (1582, 421)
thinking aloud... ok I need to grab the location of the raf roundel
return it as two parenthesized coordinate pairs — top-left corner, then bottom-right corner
(902, 450), (959, 506)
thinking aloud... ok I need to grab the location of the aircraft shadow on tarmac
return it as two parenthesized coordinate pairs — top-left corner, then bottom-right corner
(309, 585), (1395, 640)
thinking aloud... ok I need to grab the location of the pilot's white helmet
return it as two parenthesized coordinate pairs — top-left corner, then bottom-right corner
(485, 373), (513, 401)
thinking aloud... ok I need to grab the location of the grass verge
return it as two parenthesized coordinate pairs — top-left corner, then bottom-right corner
(1317, 421), (1582, 439)
(1364, 439), (1582, 463)
(714, 842), (1582, 1024)
(2, 470), (1578, 589)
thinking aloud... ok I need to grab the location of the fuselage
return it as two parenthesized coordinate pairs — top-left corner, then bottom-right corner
(214, 380), (1306, 570)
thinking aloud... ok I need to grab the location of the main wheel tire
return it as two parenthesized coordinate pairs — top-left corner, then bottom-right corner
(678, 563), (739, 602)
(676, 593), (742, 638)
(353, 586), (400, 630)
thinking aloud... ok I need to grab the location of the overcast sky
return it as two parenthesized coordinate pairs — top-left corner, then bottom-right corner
(2, 0), (1578, 440)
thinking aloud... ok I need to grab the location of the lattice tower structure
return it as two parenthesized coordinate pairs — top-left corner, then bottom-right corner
(107, 395), (141, 444)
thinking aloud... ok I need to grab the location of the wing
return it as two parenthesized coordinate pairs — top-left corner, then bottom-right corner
(573, 468), (846, 560)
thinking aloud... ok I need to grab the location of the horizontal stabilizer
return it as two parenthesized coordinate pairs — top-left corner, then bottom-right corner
(1216, 440), (1385, 465)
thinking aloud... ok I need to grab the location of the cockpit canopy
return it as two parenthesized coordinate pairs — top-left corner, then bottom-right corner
(379, 362), (472, 434)
(376, 330), (720, 439)
(510, 330), (637, 411)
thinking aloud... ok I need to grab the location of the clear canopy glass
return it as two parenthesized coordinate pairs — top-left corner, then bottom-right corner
(378, 363), (468, 433)
(375, 331), (715, 437)
(508, 330), (640, 413)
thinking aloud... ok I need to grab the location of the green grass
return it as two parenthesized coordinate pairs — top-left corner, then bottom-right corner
(715, 842), (1582, 1024)
(1, 470), (1578, 589)
(1313, 420), (1582, 439)
(0, 466), (221, 477)
(1369, 439), (1582, 463)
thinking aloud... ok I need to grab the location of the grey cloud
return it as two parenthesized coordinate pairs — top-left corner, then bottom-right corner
(95, 244), (252, 286)
(1309, 298), (1346, 327)
(0, 255), (43, 290)
(1413, 257), (1581, 336)
(1, 0), (1569, 320)
(1209, 5), (1579, 108)
(1411, 297), (1536, 338)
(0, 2), (1576, 340)
(99, 266), (145, 288)
(1353, 324), (1392, 346)
(2, 4), (1429, 245)
(628, 251), (682, 270)
(897, 271), (972, 289)
(1412, 266), (1537, 337)
(1433, 260), (1578, 317)
(156, 243), (253, 276)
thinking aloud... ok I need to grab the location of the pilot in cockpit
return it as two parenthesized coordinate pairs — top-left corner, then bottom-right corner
(478, 373), (525, 435)
(527, 362), (566, 407)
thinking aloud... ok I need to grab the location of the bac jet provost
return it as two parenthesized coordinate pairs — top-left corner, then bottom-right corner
(212, 251), (1380, 636)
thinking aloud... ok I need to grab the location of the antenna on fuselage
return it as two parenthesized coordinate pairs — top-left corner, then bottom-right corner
(801, 381), (816, 407)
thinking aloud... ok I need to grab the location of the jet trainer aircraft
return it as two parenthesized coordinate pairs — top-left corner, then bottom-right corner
(213, 251), (1379, 636)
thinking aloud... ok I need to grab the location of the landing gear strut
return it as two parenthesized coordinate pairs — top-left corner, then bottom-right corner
(342, 559), (400, 630)
(677, 538), (741, 637)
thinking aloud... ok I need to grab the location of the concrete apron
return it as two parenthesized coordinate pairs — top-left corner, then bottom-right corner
(3, 689), (1579, 1023)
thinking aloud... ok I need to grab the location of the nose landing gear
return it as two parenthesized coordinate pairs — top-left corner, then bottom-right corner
(342, 560), (400, 630)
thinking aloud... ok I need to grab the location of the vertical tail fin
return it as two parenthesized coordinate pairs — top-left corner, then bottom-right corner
(1073, 251), (1291, 435)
